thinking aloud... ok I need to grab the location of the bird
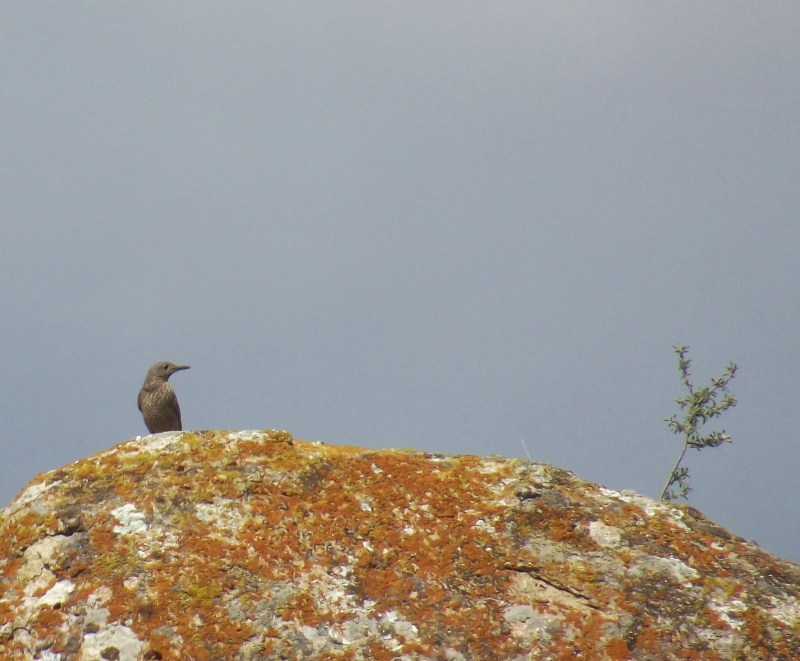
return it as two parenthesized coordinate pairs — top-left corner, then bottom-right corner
(137, 361), (190, 433)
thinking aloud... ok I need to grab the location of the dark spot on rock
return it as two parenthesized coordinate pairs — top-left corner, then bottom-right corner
(144, 651), (163, 660)
(537, 490), (570, 509)
(298, 461), (332, 492)
(101, 647), (120, 660)
(138, 601), (156, 618)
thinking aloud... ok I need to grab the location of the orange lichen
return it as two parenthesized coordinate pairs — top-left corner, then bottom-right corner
(30, 605), (66, 632)
(1, 430), (799, 659)
(604, 638), (631, 660)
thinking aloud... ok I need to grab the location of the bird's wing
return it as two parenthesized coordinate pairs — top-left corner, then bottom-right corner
(137, 389), (144, 413)
(172, 392), (183, 430)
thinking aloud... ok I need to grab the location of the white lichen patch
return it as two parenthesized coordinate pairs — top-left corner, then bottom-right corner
(695, 628), (741, 656)
(6, 482), (54, 515)
(195, 500), (245, 536)
(379, 609), (419, 641)
(123, 575), (143, 591)
(599, 488), (691, 529)
(136, 431), (186, 453)
(83, 587), (113, 630)
(18, 538), (77, 613)
(667, 508), (690, 529)
(153, 527), (181, 551)
(327, 615), (374, 646)
(357, 494), (374, 512)
(111, 503), (148, 535)
(473, 518), (498, 535)
(504, 604), (537, 623)
(769, 595), (800, 626)
(477, 459), (507, 475)
(376, 610), (420, 651)
(427, 454), (456, 463)
(708, 597), (747, 630)
(78, 623), (143, 661)
(38, 579), (75, 607)
(635, 555), (699, 583)
(305, 562), (361, 614)
(588, 521), (622, 548)
(503, 604), (558, 646)
(514, 463), (555, 484)
(18, 535), (71, 582)
(226, 429), (269, 443)
(34, 652), (62, 661)
(87, 586), (113, 606)
(318, 608), (420, 652)
(601, 488), (663, 515)
(295, 623), (330, 653)
(22, 572), (57, 608)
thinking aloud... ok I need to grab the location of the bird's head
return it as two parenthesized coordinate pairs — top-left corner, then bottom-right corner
(146, 361), (190, 381)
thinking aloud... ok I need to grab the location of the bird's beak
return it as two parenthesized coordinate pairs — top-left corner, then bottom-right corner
(175, 365), (190, 371)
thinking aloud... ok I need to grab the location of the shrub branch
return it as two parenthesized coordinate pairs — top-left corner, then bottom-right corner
(660, 345), (737, 501)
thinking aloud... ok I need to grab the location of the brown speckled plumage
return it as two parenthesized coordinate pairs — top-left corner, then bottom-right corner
(137, 361), (190, 433)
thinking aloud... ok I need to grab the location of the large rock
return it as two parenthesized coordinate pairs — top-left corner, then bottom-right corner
(1, 430), (798, 660)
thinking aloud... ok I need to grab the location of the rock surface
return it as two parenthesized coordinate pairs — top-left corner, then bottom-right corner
(1, 430), (799, 660)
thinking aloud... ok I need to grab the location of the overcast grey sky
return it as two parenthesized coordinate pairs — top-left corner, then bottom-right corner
(2, 3), (799, 562)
